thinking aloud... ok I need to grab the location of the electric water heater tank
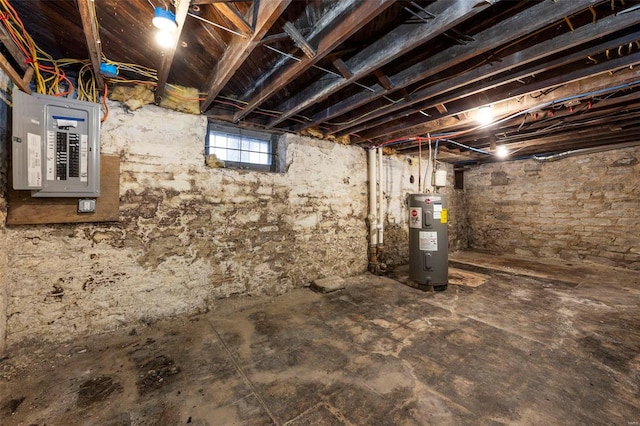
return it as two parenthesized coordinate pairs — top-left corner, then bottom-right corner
(408, 193), (448, 291)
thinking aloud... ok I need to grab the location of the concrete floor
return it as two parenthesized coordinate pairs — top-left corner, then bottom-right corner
(1, 251), (639, 425)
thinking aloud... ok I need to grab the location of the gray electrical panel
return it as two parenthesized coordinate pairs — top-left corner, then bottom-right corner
(408, 193), (448, 291)
(12, 88), (100, 197)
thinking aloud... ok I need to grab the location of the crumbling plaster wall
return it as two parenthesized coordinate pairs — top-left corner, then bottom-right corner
(3, 101), (369, 348)
(465, 146), (640, 270)
(381, 154), (466, 267)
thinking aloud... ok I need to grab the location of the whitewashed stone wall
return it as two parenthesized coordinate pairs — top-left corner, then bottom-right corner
(2, 101), (369, 347)
(465, 146), (640, 270)
(0, 74), (9, 352)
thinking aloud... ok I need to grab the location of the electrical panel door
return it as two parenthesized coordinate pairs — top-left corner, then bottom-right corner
(12, 88), (100, 197)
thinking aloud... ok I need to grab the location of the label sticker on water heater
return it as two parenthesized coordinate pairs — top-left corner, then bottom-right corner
(433, 203), (443, 219)
(419, 231), (438, 251)
(409, 207), (422, 228)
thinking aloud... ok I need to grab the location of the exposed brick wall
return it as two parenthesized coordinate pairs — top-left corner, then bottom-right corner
(465, 146), (640, 270)
(2, 102), (369, 347)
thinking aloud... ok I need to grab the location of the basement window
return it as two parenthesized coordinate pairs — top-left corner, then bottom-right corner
(205, 122), (283, 172)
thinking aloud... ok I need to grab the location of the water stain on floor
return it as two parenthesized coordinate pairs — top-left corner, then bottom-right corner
(1, 252), (639, 425)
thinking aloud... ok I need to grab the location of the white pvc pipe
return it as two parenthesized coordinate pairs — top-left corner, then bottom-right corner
(377, 148), (384, 247)
(368, 148), (378, 247)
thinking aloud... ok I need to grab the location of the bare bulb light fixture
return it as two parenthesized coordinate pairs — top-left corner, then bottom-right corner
(476, 105), (493, 125)
(155, 30), (175, 47)
(153, 7), (178, 32)
(496, 145), (509, 159)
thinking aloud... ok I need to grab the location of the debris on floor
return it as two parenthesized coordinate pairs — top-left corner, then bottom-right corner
(1, 253), (639, 425)
(310, 275), (346, 293)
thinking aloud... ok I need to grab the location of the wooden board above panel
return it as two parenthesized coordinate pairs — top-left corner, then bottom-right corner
(7, 154), (120, 225)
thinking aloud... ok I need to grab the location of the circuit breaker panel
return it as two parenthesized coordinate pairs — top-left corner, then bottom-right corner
(12, 88), (100, 197)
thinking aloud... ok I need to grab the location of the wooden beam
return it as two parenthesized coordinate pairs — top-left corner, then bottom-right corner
(332, 58), (353, 79)
(213, 2), (253, 35)
(232, 0), (394, 122)
(0, 24), (28, 70)
(332, 7), (640, 137)
(301, 0), (608, 135)
(283, 22), (315, 58)
(0, 51), (30, 93)
(193, 0), (252, 4)
(77, 0), (104, 91)
(378, 50), (640, 141)
(266, 0), (493, 128)
(374, 70), (393, 91)
(368, 60), (640, 144)
(200, 0), (291, 112)
(154, 0), (190, 103)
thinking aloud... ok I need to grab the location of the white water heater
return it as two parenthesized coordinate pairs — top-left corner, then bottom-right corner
(408, 193), (448, 291)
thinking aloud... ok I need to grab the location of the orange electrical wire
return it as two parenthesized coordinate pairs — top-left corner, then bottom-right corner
(101, 84), (108, 122)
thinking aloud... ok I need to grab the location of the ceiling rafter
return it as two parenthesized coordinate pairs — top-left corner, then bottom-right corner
(155, 0), (191, 103)
(76, 0), (104, 91)
(343, 24), (640, 138)
(0, 24), (28, 71)
(0, 51), (31, 93)
(366, 63), (640, 146)
(232, 0), (395, 123)
(200, 0), (292, 112)
(265, 0), (494, 128)
(296, 0), (605, 135)
(213, 2), (253, 35)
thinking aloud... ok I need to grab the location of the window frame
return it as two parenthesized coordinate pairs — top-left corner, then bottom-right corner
(205, 122), (283, 172)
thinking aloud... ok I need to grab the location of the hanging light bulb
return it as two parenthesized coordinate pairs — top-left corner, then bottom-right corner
(496, 145), (509, 159)
(153, 7), (178, 33)
(476, 105), (493, 125)
(155, 30), (175, 48)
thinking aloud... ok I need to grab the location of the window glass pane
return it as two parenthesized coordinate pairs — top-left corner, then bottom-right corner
(248, 151), (259, 163)
(207, 123), (277, 169)
(229, 147), (241, 162)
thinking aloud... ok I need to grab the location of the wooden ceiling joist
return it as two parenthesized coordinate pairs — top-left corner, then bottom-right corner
(0, 51), (31, 93)
(232, 0), (395, 123)
(367, 62), (640, 144)
(213, 2), (253, 35)
(283, 22), (315, 59)
(301, 0), (605, 135)
(0, 25), (28, 71)
(266, 0), (492, 128)
(346, 26), (640, 139)
(76, 0), (104, 91)
(200, 0), (292, 112)
(154, 0), (190, 103)
(374, 70), (393, 91)
(332, 58), (353, 79)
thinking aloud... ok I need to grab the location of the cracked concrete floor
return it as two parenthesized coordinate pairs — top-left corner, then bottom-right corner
(1, 252), (639, 425)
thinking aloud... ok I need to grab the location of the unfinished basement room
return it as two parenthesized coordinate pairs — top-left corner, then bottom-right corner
(1, 0), (639, 424)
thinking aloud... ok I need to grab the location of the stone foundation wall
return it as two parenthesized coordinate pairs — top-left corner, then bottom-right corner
(465, 146), (640, 270)
(0, 74), (9, 352)
(2, 102), (369, 347)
